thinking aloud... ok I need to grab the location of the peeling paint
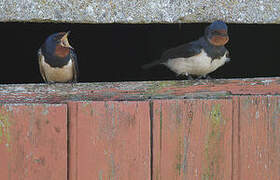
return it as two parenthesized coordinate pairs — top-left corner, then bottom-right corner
(175, 136), (183, 176)
(109, 153), (116, 180)
(261, 79), (273, 85)
(182, 135), (188, 176)
(175, 101), (182, 125)
(0, 77), (279, 103)
(41, 106), (49, 115)
(99, 170), (103, 180)
(203, 104), (223, 180)
(0, 111), (11, 148)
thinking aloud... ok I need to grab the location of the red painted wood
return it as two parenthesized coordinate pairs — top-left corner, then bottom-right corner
(232, 96), (240, 180)
(0, 104), (67, 180)
(68, 101), (150, 180)
(152, 99), (232, 180)
(0, 77), (279, 103)
(236, 96), (280, 179)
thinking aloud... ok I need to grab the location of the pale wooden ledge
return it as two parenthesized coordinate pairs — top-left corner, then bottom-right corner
(0, 0), (280, 24)
(0, 77), (279, 104)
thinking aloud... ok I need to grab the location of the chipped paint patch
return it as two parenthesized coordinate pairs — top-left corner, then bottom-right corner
(261, 79), (273, 86)
(99, 170), (103, 180)
(255, 111), (260, 119)
(41, 106), (49, 115)
(175, 136), (183, 176)
(109, 153), (117, 180)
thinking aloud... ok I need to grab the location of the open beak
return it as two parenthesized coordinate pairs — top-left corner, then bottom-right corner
(65, 31), (71, 37)
(61, 31), (73, 49)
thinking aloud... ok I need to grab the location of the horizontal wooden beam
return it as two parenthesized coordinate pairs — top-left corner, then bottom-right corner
(0, 77), (279, 104)
(0, 0), (279, 24)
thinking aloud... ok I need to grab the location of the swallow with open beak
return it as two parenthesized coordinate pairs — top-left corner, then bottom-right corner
(142, 20), (230, 79)
(38, 31), (78, 83)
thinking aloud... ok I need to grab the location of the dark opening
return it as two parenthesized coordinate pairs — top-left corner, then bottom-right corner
(0, 22), (279, 84)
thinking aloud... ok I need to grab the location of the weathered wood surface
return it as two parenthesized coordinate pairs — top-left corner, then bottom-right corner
(68, 101), (150, 180)
(233, 96), (280, 180)
(0, 104), (67, 180)
(0, 77), (279, 103)
(152, 99), (232, 180)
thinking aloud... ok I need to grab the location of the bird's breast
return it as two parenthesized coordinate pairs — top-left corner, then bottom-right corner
(41, 57), (74, 83)
(164, 50), (227, 76)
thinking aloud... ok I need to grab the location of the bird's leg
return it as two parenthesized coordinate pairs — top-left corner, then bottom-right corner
(185, 73), (194, 80)
(205, 75), (212, 80)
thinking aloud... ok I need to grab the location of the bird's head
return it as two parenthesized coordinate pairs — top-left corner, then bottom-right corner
(205, 20), (229, 46)
(53, 31), (73, 49)
(44, 31), (73, 58)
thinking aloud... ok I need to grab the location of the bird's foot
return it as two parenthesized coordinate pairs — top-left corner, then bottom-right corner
(198, 75), (212, 80)
(187, 75), (194, 80)
(46, 81), (55, 85)
(205, 75), (212, 80)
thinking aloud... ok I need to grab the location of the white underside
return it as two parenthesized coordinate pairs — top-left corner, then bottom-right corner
(163, 50), (228, 76)
(41, 56), (74, 83)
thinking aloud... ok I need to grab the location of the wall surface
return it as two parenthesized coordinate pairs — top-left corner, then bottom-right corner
(0, 0), (280, 23)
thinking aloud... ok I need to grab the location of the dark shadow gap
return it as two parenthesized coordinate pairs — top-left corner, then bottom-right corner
(0, 22), (279, 84)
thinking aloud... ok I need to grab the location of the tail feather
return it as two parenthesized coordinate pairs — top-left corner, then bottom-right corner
(141, 60), (161, 69)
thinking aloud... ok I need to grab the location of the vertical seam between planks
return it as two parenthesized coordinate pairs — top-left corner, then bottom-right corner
(67, 103), (70, 180)
(231, 96), (240, 180)
(149, 100), (154, 180)
(237, 97), (241, 180)
(67, 103), (79, 180)
(75, 103), (78, 180)
(231, 98), (234, 180)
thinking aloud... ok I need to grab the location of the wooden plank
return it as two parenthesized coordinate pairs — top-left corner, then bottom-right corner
(236, 96), (280, 179)
(152, 99), (232, 180)
(68, 101), (150, 180)
(232, 96), (240, 180)
(0, 104), (67, 180)
(0, 77), (279, 103)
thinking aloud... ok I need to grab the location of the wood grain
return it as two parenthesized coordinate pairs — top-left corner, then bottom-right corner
(0, 77), (279, 103)
(152, 99), (232, 180)
(0, 104), (67, 180)
(68, 101), (151, 180)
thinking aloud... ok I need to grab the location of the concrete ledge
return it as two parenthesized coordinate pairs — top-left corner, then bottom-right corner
(0, 0), (280, 24)
(0, 77), (279, 104)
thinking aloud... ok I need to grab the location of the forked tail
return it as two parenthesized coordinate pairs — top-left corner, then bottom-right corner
(141, 60), (162, 69)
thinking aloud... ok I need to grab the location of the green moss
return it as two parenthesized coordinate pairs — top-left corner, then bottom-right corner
(175, 136), (183, 176)
(203, 104), (223, 180)
(98, 170), (103, 180)
(159, 104), (163, 151)
(0, 112), (10, 147)
(147, 80), (192, 96)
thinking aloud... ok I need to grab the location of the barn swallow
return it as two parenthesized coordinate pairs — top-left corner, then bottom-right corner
(38, 31), (78, 83)
(142, 20), (230, 79)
